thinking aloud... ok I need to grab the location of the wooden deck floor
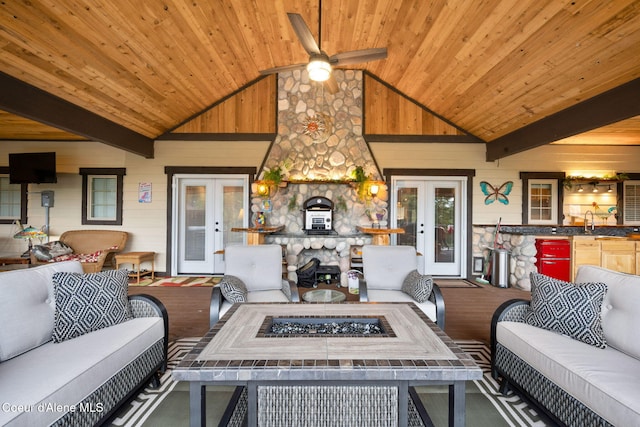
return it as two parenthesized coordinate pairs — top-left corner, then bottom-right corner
(129, 283), (530, 345)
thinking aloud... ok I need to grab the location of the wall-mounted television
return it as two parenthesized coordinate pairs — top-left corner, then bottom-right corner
(9, 152), (57, 184)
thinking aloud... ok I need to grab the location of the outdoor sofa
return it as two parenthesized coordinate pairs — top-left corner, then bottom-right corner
(0, 260), (168, 426)
(491, 265), (640, 426)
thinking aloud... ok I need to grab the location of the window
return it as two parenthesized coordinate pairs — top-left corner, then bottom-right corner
(623, 180), (640, 225)
(529, 180), (557, 223)
(520, 172), (564, 225)
(0, 168), (27, 225)
(80, 168), (125, 225)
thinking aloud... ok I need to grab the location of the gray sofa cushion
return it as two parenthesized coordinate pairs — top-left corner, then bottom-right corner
(576, 265), (640, 359)
(0, 261), (84, 361)
(362, 245), (418, 290)
(497, 321), (640, 427)
(224, 245), (283, 291)
(52, 269), (133, 343)
(525, 272), (607, 348)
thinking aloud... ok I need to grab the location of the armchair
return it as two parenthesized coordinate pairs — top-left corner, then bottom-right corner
(210, 245), (299, 327)
(359, 245), (445, 328)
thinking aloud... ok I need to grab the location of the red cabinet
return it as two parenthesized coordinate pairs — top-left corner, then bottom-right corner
(535, 239), (571, 282)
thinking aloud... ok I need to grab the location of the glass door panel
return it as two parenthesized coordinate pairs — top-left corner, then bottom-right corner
(185, 185), (207, 261)
(174, 175), (248, 275)
(392, 177), (465, 277)
(213, 179), (246, 273)
(427, 182), (461, 275)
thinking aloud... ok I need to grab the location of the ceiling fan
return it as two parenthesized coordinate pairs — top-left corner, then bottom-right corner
(259, 5), (387, 94)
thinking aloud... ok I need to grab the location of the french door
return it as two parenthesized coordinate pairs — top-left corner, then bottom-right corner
(391, 177), (466, 277)
(172, 175), (247, 275)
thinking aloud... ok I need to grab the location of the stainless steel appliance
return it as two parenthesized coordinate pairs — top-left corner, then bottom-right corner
(303, 196), (334, 234)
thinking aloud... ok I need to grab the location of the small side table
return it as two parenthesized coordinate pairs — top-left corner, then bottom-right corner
(0, 257), (30, 266)
(115, 252), (155, 284)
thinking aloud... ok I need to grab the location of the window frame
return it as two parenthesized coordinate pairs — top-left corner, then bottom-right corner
(622, 175), (640, 225)
(520, 172), (565, 225)
(0, 167), (27, 225)
(80, 168), (125, 225)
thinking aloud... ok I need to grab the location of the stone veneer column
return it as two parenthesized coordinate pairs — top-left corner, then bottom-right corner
(472, 226), (537, 290)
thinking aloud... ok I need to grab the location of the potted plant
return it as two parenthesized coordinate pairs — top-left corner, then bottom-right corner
(351, 166), (370, 201)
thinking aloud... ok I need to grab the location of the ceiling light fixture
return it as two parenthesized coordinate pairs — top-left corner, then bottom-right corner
(607, 185), (613, 193)
(307, 54), (331, 81)
(577, 184), (584, 192)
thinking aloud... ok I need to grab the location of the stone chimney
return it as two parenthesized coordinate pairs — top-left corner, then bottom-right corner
(260, 69), (381, 182)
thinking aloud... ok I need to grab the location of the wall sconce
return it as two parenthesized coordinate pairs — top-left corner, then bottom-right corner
(256, 182), (270, 197)
(369, 183), (379, 197)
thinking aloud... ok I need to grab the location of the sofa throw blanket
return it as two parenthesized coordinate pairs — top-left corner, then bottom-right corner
(32, 241), (73, 261)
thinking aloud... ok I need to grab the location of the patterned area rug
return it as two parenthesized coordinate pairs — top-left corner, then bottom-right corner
(128, 276), (221, 287)
(108, 339), (549, 427)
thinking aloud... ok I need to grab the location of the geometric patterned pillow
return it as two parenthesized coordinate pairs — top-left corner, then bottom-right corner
(52, 269), (133, 343)
(219, 275), (247, 303)
(401, 270), (433, 303)
(525, 272), (607, 349)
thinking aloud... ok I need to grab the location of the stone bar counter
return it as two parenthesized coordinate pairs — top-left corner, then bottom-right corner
(473, 224), (640, 290)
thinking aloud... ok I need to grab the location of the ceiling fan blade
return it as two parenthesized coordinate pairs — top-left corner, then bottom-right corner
(330, 48), (388, 66)
(260, 63), (307, 75)
(287, 13), (321, 55)
(325, 74), (339, 94)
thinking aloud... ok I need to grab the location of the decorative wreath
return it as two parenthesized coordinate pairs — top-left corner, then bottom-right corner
(302, 113), (331, 141)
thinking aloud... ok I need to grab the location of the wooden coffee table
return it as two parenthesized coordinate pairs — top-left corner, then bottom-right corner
(173, 302), (481, 427)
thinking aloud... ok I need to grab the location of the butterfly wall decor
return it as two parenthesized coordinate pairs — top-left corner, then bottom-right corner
(480, 181), (513, 205)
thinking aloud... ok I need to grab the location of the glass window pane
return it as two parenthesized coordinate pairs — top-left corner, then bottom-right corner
(0, 176), (21, 219)
(89, 176), (117, 220)
(528, 180), (557, 224)
(624, 181), (640, 223)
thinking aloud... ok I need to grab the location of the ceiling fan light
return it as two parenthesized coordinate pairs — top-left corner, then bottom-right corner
(307, 58), (331, 81)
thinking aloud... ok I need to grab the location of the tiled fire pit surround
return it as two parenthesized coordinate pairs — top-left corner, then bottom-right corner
(173, 302), (482, 427)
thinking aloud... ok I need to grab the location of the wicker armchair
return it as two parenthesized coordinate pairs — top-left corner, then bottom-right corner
(30, 230), (128, 273)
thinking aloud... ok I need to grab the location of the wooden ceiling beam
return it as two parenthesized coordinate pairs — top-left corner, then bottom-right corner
(0, 72), (154, 158)
(486, 78), (640, 162)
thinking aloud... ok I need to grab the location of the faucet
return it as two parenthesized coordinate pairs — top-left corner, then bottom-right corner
(584, 210), (595, 233)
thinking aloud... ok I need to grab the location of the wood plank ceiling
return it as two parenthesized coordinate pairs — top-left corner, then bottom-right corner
(0, 0), (639, 159)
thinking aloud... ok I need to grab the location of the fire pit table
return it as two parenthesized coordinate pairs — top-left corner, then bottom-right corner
(173, 302), (481, 427)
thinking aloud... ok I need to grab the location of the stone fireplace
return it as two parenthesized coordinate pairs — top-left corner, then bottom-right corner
(252, 70), (388, 282)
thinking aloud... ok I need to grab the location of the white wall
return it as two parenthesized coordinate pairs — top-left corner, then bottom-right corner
(1, 140), (638, 271)
(370, 142), (640, 226)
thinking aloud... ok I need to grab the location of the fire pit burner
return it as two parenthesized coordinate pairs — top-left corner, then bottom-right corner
(258, 315), (395, 338)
